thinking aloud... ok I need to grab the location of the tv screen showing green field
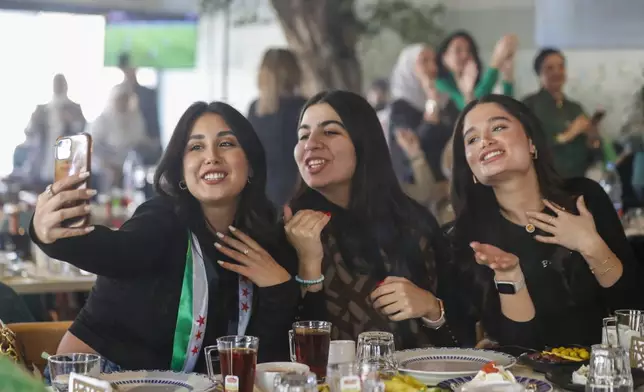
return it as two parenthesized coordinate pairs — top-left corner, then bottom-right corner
(104, 12), (198, 69)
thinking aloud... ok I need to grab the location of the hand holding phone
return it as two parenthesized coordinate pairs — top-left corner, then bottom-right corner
(53, 134), (93, 228)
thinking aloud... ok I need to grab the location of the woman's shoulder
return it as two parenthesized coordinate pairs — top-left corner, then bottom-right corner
(124, 196), (183, 229)
(562, 177), (615, 212)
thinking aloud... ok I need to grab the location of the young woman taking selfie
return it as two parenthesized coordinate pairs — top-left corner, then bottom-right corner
(30, 102), (299, 373)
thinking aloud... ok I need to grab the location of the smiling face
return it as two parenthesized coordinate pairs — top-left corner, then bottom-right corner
(463, 102), (536, 184)
(443, 36), (473, 75)
(182, 113), (250, 205)
(294, 103), (356, 197)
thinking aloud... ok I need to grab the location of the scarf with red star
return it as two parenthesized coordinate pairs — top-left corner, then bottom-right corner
(170, 232), (254, 372)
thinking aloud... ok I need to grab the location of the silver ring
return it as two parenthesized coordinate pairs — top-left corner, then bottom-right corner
(45, 184), (55, 197)
(243, 249), (249, 255)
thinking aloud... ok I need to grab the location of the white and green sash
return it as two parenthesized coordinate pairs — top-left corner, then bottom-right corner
(170, 232), (254, 372)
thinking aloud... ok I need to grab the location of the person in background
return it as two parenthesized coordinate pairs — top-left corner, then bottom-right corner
(522, 48), (600, 179)
(90, 85), (150, 192)
(619, 82), (644, 202)
(248, 48), (307, 207)
(388, 44), (457, 220)
(435, 31), (516, 110)
(18, 74), (86, 187)
(30, 101), (299, 375)
(446, 94), (643, 348)
(367, 78), (391, 144)
(290, 90), (459, 348)
(116, 52), (162, 164)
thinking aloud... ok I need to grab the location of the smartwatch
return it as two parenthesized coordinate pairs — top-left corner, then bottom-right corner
(494, 277), (526, 295)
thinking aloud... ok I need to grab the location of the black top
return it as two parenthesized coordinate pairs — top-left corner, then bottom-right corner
(446, 178), (644, 349)
(388, 99), (458, 183)
(248, 97), (307, 207)
(29, 197), (299, 371)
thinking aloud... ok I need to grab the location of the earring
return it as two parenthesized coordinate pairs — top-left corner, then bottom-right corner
(179, 180), (187, 190)
(532, 148), (538, 160)
(247, 177), (252, 184)
(473, 175), (478, 184)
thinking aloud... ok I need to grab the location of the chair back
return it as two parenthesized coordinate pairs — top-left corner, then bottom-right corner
(7, 321), (72, 372)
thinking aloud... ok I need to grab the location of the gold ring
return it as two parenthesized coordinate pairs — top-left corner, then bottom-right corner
(548, 216), (554, 224)
(243, 249), (249, 255)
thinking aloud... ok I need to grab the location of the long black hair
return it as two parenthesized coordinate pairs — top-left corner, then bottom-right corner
(154, 101), (278, 241)
(293, 90), (431, 226)
(436, 30), (483, 84)
(291, 90), (443, 282)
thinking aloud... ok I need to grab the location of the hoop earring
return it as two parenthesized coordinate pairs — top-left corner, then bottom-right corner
(532, 148), (538, 160)
(473, 175), (478, 184)
(179, 180), (187, 190)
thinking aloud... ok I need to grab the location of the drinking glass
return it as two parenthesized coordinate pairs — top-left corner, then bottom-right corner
(273, 372), (318, 392)
(585, 344), (633, 392)
(48, 353), (101, 392)
(615, 310), (644, 356)
(603, 317), (621, 347)
(355, 331), (397, 376)
(289, 321), (332, 381)
(328, 340), (356, 365)
(205, 335), (259, 392)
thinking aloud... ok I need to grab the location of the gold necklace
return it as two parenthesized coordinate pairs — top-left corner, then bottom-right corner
(500, 209), (535, 233)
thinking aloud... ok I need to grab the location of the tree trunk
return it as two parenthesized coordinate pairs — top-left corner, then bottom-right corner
(270, 0), (363, 95)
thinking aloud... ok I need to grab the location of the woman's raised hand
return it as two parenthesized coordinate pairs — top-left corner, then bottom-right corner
(283, 205), (331, 274)
(33, 172), (96, 244)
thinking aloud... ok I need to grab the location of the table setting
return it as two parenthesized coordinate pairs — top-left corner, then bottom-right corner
(39, 311), (644, 392)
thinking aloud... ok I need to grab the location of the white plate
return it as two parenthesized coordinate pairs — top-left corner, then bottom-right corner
(438, 376), (553, 392)
(100, 370), (219, 391)
(394, 348), (517, 386)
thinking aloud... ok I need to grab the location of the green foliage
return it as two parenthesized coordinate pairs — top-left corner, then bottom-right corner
(200, 0), (445, 45)
(359, 0), (445, 45)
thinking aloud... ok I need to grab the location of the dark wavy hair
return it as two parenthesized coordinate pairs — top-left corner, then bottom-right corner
(154, 101), (278, 241)
(291, 90), (443, 283)
(436, 30), (483, 84)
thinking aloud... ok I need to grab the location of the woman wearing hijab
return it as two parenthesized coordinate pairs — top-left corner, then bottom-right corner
(388, 45), (459, 222)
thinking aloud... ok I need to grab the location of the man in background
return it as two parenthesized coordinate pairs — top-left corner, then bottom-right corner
(116, 53), (162, 164)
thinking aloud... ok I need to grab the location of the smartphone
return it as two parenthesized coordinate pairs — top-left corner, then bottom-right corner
(54, 133), (92, 228)
(590, 110), (606, 125)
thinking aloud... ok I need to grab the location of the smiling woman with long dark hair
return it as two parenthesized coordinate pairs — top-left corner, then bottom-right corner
(447, 94), (643, 348)
(286, 90), (458, 348)
(30, 101), (298, 374)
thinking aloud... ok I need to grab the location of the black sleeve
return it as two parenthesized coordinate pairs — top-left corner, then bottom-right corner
(577, 178), (644, 309)
(28, 197), (181, 278)
(250, 238), (300, 362)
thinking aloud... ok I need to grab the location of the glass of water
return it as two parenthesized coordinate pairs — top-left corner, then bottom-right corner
(356, 331), (398, 376)
(585, 344), (633, 392)
(48, 353), (101, 392)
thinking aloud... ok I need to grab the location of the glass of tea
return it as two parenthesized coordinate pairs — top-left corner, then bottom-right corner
(205, 335), (259, 392)
(289, 321), (332, 381)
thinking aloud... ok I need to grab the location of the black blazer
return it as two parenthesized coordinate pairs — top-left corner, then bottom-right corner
(29, 197), (299, 371)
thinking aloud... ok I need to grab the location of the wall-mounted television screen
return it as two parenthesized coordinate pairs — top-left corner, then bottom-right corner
(104, 11), (198, 69)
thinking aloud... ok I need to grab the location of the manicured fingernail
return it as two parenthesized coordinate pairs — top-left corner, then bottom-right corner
(217, 260), (224, 265)
(85, 226), (95, 232)
(214, 242), (222, 248)
(216, 232), (225, 239)
(79, 171), (90, 179)
(228, 225), (237, 232)
(84, 205), (91, 212)
(480, 255), (487, 261)
(324, 212), (331, 217)
(86, 189), (97, 196)
(490, 263), (498, 269)
(376, 280), (385, 287)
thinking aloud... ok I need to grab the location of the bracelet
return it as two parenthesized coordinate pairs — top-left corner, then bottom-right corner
(421, 298), (446, 330)
(295, 275), (325, 287)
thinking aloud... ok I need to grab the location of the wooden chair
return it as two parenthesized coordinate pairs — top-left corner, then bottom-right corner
(7, 321), (72, 373)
